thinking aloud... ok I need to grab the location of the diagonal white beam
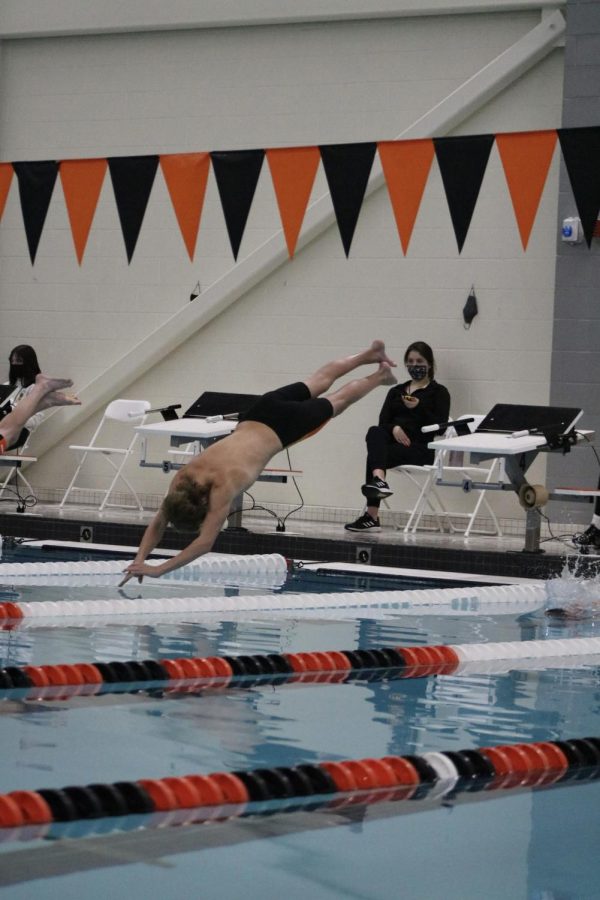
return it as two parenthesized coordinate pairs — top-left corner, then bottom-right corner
(33, 9), (566, 458)
(0, 2), (566, 40)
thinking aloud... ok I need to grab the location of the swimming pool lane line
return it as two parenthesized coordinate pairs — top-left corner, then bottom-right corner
(0, 553), (288, 581)
(1, 636), (599, 700)
(0, 735), (598, 841)
(0, 582), (546, 624)
(0, 601), (547, 628)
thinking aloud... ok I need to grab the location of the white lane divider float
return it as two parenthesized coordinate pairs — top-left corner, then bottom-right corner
(2, 582), (547, 620)
(0, 553), (288, 586)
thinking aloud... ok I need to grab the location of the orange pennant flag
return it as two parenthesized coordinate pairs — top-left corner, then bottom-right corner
(266, 147), (320, 258)
(160, 153), (210, 261)
(0, 163), (13, 220)
(60, 159), (107, 264)
(378, 139), (435, 254)
(496, 130), (557, 250)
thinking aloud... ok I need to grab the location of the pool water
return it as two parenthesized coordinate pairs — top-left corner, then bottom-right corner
(0, 548), (599, 899)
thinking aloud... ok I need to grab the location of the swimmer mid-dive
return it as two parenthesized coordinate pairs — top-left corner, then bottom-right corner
(0, 374), (80, 454)
(120, 341), (397, 585)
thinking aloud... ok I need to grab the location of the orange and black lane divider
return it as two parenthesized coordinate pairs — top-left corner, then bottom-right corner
(0, 644), (460, 697)
(0, 602), (23, 622)
(0, 736), (599, 838)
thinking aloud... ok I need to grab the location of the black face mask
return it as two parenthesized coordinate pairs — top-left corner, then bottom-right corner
(463, 288), (478, 328)
(11, 364), (24, 377)
(406, 364), (428, 381)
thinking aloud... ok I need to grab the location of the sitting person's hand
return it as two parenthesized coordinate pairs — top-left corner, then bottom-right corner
(392, 425), (411, 446)
(402, 394), (419, 408)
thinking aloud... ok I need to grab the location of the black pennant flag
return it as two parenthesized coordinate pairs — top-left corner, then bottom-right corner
(13, 161), (58, 264)
(210, 150), (264, 260)
(434, 135), (495, 252)
(558, 126), (600, 247)
(108, 155), (159, 262)
(319, 142), (376, 256)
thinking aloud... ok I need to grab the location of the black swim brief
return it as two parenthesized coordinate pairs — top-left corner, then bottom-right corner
(238, 382), (333, 448)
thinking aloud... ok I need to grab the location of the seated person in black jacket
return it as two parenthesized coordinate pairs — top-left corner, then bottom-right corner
(345, 341), (450, 532)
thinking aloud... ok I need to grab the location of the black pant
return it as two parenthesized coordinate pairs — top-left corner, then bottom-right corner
(7, 427), (29, 452)
(365, 425), (434, 509)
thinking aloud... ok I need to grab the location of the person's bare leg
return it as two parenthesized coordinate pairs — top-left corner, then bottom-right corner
(0, 376), (79, 447)
(326, 362), (397, 417)
(304, 340), (396, 398)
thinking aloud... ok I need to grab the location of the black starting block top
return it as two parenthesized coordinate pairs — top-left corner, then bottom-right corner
(476, 403), (583, 437)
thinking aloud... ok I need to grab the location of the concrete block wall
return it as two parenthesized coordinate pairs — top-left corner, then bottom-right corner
(0, 5), (566, 518)
(547, 0), (600, 525)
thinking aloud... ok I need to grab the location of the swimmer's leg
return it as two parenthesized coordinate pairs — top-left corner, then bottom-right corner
(304, 340), (396, 398)
(0, 376), (78, 447)
(326, 362), (397, 417)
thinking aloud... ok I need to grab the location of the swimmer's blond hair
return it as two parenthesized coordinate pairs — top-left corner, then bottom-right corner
(162, 474), (211, 532)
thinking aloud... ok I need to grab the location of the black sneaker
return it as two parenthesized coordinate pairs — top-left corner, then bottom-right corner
(572, 523), (600, 551)
(361, 477), (393, 500)
(344, 513), (381, 532)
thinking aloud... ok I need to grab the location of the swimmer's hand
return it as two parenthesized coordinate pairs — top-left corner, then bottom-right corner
(119, 561), (164, 586)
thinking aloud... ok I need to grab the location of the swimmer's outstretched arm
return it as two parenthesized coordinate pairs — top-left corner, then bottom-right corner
(118, 508), (168, 586)
(119, 502), (230, 585)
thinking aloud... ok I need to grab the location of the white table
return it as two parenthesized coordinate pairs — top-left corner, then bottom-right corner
(431, 432), (549, 457)
(135, 419), (301, 530)
(0, 454), (37, 467)
(428, 430), (594, 553)
(136, 418), (236, 450)
(136, 419), (237, 477)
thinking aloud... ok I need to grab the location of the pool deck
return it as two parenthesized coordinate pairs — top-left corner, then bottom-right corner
(0, 500), (594, 581)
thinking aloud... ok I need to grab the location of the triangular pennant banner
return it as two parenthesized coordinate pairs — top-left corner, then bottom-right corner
(266, 146), (320, 258)
(0, 163), (14, 221)
(160, 152), (210, 261)
(12, 160), (59, 263)
(108, 155), (159, 262)
(319, 142), (376, 256)
(496, 130), (557, 250)
(60, 158), (107, 265)
(558, 126), (600, 247)
(434, 134), (495, 252)
(210, 150), (265, 260)
(378, 139), (435, 254)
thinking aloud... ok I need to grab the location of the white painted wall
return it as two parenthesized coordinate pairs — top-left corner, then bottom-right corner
(0, 6), (564, 517)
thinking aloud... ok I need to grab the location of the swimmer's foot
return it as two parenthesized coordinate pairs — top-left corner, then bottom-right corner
(39, 391), (81, 409)
(378, 361), (398, 386)
(36, 374), (74, 393)
(370, 340), (396, 367)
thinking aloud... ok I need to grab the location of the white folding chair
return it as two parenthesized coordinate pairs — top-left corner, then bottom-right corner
(0, 433), (34, 500)
(390, 415), (504, 536)
(59, 399), (150, 512)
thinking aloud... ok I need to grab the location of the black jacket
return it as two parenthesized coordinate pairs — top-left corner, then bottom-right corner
(378, 380), (451, 445)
